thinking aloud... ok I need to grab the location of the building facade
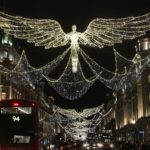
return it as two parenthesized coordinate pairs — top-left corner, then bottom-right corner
(115, 37), (150, 143)
(0, 33), (62, 148)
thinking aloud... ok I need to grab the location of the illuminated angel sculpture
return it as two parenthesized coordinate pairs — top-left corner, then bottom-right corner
(0, 12), (150, 73)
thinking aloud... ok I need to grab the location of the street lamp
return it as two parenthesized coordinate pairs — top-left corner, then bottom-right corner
(131, 119), (136, 124)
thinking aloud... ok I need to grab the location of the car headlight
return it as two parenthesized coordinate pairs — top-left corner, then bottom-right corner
(83, 143), (89, 147)
(110, 144), (114, 148)
(97, 143), (103, 147)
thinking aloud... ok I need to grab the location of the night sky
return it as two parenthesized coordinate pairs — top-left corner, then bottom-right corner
(0, 0), (150, 109)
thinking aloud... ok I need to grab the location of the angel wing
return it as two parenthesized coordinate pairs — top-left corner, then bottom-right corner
(79, 13), (150, 48)
(0, 12), (69, 49)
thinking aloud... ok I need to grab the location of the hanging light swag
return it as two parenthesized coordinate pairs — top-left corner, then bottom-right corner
(0, 12), (150, 99)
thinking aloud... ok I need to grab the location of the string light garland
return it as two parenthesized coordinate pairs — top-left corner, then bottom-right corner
(0, 11), (150, 73)
(53, 104), (104, 119)
(52, 104), (113, 140)
(0, 12), (150, 99)
(40, 104), (114, 141)
(1, 11), (150, 140)
(0, 41), (149, 99)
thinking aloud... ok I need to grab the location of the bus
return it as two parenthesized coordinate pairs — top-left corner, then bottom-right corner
(0, 99), (50, 150)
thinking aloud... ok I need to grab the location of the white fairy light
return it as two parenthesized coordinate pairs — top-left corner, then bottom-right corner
(0, 44), (149, 99)
(53, 104), (104, 119)
(52, 104), (114, 140)
(44, 54), (99, 100)
(1, 11), (150, 73)
(0, 10), (149, 138)
(0, 12), (150, 99)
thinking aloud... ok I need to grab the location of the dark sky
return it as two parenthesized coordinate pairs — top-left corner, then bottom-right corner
(0, 0), (150, 109)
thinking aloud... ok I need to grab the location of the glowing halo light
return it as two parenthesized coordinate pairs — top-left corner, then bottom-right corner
(0, 11), (150, 99)
(131, 119), (136, 124)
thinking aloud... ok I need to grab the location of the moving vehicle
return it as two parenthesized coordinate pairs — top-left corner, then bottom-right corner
(0, 99), (51, 150)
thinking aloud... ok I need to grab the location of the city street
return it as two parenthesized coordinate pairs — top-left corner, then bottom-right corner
(1, 0), (150, 150)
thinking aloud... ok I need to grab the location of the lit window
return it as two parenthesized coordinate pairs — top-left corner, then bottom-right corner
(142, 41), (150, 51)
(149, 93), (150, 103)
(1, 92), (6, 100)
(4, 50), (8, 58)
(9, 54), (14, 61)
(0, 55), (3, 62)
(148, 75), (150, 83)
(1, 34), (13, 46)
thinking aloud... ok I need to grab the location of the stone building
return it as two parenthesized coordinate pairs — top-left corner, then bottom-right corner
(115, 37), (150, 143)
(0, 33), (62, 148)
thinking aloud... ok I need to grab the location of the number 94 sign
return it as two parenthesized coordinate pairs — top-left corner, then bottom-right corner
(12, 116), (20, 122)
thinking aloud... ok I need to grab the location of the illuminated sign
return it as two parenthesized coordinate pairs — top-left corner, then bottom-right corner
(12, 116), (20, 122)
